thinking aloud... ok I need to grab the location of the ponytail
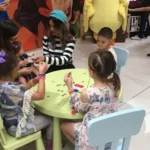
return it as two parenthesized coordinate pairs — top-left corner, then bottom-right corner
(112, 72), (121, 94)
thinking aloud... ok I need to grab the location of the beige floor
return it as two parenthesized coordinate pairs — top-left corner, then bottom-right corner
(1, 37), (150, 150)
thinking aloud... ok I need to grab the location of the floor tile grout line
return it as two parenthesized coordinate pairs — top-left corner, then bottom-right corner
(121, 74), (150, 85)
(146, 112), (150, 116)
(119, 86), (150, 108)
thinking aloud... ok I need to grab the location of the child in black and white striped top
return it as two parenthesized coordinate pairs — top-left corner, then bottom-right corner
(33, 10), (76, 73)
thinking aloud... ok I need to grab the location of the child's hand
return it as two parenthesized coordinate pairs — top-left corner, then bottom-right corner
(39, 62), (48, 74)
(64, 72), (73, 89)
(32, 56), (44, 64)
(128, 9), (135, 12)
(28, 53), (34, 57)
(0, 2), (8, 11)
(19, 67), (33, 75)
(33, 76), (39, 84)
(18, 60), (28, 67)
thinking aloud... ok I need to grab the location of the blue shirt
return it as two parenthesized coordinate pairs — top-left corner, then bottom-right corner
(0, 11), (9, 21)
(0, 0), (9, 21)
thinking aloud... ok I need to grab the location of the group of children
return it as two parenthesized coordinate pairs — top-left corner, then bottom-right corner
(0, 10), (120, 150)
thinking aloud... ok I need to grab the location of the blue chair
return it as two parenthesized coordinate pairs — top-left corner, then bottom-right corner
(86, 108), (145, 150)
(113, 46), (129, 76)
(113, 46), (129, 103)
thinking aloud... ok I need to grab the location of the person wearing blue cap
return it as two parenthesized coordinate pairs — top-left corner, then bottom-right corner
(33, 10), (76, 73)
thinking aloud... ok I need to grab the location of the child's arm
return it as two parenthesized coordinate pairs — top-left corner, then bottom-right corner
(44, 39), (76, 65)
(18, 60), (28, 68)
(31, 64), (39, 76)
(23, 63), (47, 100)
(70, 89), (89, 113)
(31, 62), (48, 101)
(18, 67), (32, 76)
(43, 35), (51, 56)
(23, 77), (39, 89)
(28, 53), (34, 57)
(31, 76), (45, 100)
(64, 72), (89, 113)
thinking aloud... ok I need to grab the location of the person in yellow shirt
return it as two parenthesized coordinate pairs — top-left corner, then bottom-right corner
(83, 0), (128, 42)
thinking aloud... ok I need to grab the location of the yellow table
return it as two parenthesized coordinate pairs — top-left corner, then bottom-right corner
(33, 69), (93, 150)
(33, 69), (122, 150)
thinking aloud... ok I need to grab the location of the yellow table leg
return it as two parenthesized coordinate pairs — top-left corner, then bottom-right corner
(53, 117), (62, 150)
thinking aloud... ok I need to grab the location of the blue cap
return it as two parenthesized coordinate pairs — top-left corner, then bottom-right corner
(49, 10), (67, 23)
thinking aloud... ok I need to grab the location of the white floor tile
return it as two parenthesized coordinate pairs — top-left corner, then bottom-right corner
(120, 75), (150, 102)
(73, 59), (88, 69)
(120, 87), (150, 114)
(129, 114), (150, 150)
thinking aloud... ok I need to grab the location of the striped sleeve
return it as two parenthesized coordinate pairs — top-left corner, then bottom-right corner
(45, 39), (75, 66)
(43, 35), (50, 56)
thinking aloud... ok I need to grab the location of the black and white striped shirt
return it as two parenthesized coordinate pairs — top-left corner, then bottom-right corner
(43, 35), (75, 66)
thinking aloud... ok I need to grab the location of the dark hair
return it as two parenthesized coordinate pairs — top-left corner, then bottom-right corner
(98, 27), (113, 39)
(47, 17), (73, 48)
(0, 51), (18, 78)
(88, 51), (121, 94)
(0, 20), (19, 39)
(12, 41), (22, 54)
(0, 20), (19, 52)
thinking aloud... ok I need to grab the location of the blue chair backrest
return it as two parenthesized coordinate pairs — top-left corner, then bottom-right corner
(87, 108), (145, 150)
(113, 46), (129, 76)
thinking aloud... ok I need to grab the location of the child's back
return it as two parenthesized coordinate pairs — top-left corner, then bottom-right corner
(62, 51), (121, 150)
(73, 86), (118, 149)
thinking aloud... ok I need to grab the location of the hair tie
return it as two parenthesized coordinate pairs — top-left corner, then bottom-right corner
(107, 73), (114, 80)
(0, 50), (6, 64)
(12, 43), (19, 49)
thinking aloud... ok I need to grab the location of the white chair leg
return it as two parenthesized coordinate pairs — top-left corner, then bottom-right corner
(36, 138), (45, 150)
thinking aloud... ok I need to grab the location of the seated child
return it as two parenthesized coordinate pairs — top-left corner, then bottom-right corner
(12, 41), (39, 84)
(0, 20), (19, 51)
(61, 51), (121, 149)
(0, 50), (53, 150)
(97, 27), (117, 63)
(33, 10), (76, 73)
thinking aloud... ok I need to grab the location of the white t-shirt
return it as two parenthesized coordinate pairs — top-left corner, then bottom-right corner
(108, 47), (117, 63)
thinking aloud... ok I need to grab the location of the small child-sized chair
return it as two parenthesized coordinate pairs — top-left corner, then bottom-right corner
(113, 46), (129, 76)
(87, 108), (145, 150)
(113, 46), (129, 103)
(0, 115), (45, 150)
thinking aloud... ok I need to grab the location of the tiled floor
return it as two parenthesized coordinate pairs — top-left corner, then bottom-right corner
(2, 37), (150, 150)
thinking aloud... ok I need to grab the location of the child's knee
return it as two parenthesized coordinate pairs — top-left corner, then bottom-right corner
(61, 121), (68, 132)
(60, 122), (65, 131)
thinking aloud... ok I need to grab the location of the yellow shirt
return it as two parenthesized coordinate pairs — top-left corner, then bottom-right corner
(83, 0), (128, 38)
